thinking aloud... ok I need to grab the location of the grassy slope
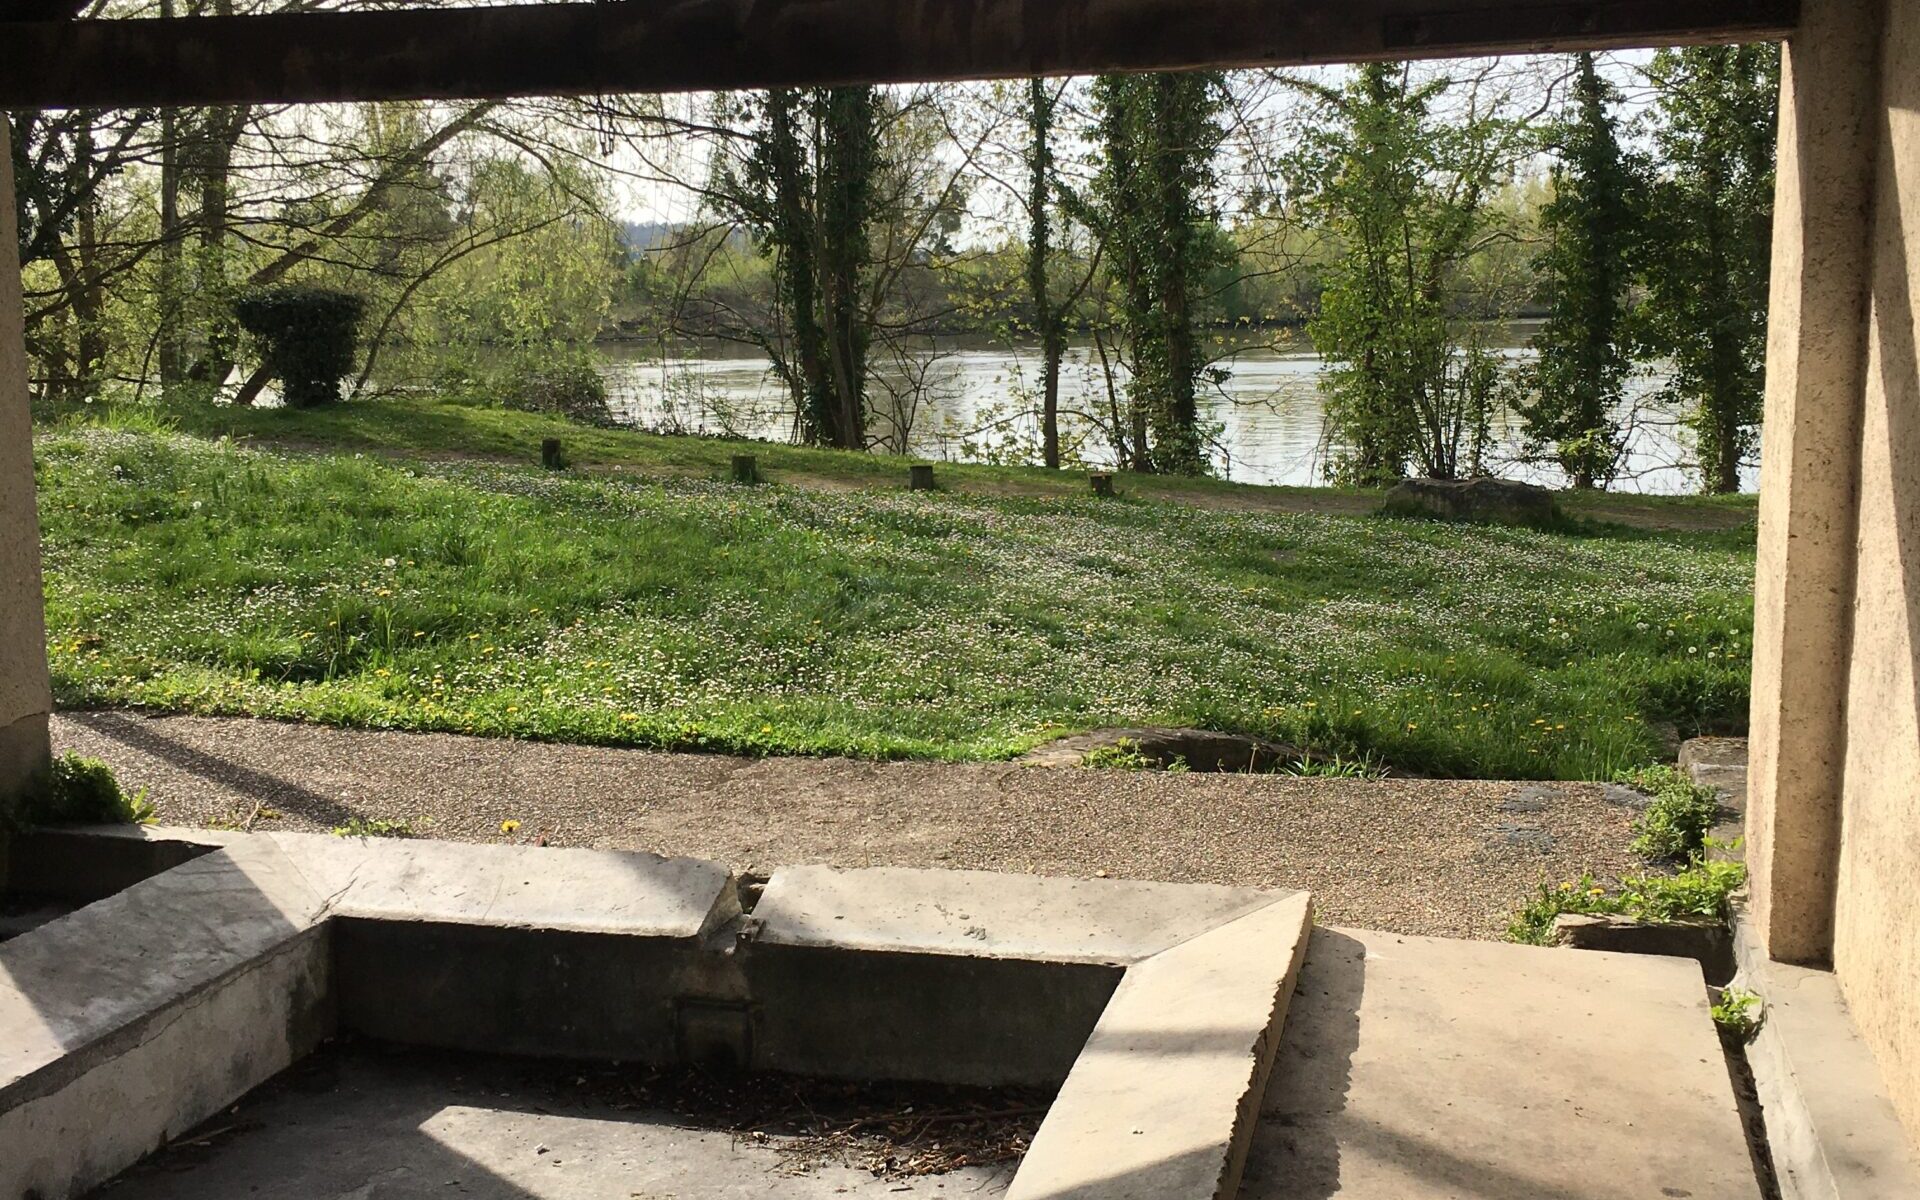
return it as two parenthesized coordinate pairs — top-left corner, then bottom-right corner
(143, 394), (1758, 533)
(36, 401), (1756, 780)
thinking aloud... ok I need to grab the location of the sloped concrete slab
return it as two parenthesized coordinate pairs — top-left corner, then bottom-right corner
(1242, 927), (1760, 1199)
(271, 832), (739, 937)
(1008, 891), (1313, 1200)
(1, 837), (323, 1092)
(753, 864), (1281, 964)
(1, 839), (332, 1200)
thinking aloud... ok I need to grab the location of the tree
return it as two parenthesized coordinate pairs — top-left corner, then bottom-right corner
(1090, 71), (1228, 476)
(1290, 62), (1531, 485)
(1520, 53), (1641, 490)
(717, 86), (881, 450)
(1026, 78), (1068, 469)
(1641, 45), (1779, 495)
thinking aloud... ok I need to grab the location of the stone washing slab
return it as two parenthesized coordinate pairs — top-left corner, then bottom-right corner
(1241, 927), (1760, 1199)
(1, 837), (334, 1200)
(752, 864), (1286, 964)
(1007, 890), (1313, 1200)
(269, 831), (740, 938)
(1, 924), (329, 1200)
(0, 837), (324, 1098)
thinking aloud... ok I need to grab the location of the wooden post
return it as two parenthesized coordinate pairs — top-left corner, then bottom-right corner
(909, 464), (936, 492)
(540, 437), (564, 470)
(730, 454), (759, 485)
(1090, 473), (1116, 498)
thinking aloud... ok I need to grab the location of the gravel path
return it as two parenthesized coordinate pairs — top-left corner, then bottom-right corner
(51, 710), (1649, 940)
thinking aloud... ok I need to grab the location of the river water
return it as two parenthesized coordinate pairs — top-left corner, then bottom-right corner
(592, 324), (1757, 494)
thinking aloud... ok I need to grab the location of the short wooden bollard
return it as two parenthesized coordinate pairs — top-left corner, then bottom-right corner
(731, 454), (759, 485)
(909, 464), (936, 492)
(540, 437), (565, 470)
(1090, 473), (1115, 497)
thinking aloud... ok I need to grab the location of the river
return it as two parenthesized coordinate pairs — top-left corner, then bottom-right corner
(591, 324), (1758, 495)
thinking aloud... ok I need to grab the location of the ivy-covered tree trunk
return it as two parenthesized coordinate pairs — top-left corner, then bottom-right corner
(1643, 45), (1778, 495)
(744, 86), (876, 452)
(816, 86), (877, 452)
(1026, 78), (1065, 470)
(1091, 71), (1225, 477)
(1522, 53), (1639, 490)
(186, 103), (250, 389)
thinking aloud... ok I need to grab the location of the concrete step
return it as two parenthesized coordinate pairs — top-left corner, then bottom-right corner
(1242, 927), (1761, 1200)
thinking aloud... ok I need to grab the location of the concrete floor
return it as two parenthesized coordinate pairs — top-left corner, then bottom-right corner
(93, 1047), (1016, 1200)
(1242, 928), (1761, 1199)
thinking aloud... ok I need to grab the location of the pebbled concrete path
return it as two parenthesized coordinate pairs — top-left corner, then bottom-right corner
(52, 710), (1647, 940)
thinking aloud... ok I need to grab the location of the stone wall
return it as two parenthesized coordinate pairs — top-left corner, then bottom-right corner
(0, 124), (54, 852)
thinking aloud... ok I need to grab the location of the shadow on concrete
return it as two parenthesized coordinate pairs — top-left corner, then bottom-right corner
(64, 710), (360, 828)
(91, 1046), (548, 1200)
(92, 1041), (1019, 1199)
(1238, 926), (1364, 1199)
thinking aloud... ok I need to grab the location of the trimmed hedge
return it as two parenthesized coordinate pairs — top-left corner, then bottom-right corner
(234, 286), (365, 408)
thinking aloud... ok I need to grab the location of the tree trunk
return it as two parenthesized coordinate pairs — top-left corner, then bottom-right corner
(156, 27), (184, 387)
(1027, 78), (1062, 470)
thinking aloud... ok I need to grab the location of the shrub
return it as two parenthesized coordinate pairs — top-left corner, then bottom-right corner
(234, 286), (366, 408)
(1619, 764), (1722, 860)
(1711, 986), (1764, 1042)
(19, 752), (157, 826)
(502, 360), (611, 424)
(1506, 851), (1746, 944)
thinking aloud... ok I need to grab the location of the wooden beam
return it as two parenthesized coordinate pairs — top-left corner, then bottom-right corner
(0, 0), (1798, 110)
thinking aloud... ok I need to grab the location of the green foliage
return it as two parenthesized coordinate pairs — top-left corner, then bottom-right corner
(1291, 63), (1529, 484)
(1090, 71), (1230, 476)
(1618, 763), (1722, 861)
(233, 286), (366, 408)
(1520, 54), (1641, 490)
(330, 816), (415, 839)
(1082, 739), (1150, 770)
(1711, 986), (1764, 1042)
(1505, 852), (1747, 944)
(501, 359), (611, 425)
(21, 752), (156, 827)
(39, 417), (1754, 780)
(1283, 752), (1385, 779)
(1642, 46), (1780, 495)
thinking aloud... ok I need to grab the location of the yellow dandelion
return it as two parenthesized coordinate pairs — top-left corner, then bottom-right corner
(500, 818), (521, 834)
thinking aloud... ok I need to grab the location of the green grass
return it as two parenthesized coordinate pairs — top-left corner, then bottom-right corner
(37, 418), (1755, 777)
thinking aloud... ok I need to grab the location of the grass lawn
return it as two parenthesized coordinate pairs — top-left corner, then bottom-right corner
(35, 403), (1757, 779)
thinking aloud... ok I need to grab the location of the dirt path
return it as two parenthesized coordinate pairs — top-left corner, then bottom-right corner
(54, 710), (1650, 940)
(231, 432), (1752, 533)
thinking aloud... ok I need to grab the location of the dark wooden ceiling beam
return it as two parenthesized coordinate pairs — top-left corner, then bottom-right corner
(0, 0), (1799, 110)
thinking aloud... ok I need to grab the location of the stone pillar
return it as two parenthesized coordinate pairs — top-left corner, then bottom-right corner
(1831, 0), (1920, 1139)
(0, 120), (54, 838)
(1745, 0), (1886, 965)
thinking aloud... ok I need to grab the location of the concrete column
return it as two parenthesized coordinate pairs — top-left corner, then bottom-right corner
(0, 120), (54, 831)
(1745, 0), (1886, 965)
(1831, 0), (1920, 1140)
